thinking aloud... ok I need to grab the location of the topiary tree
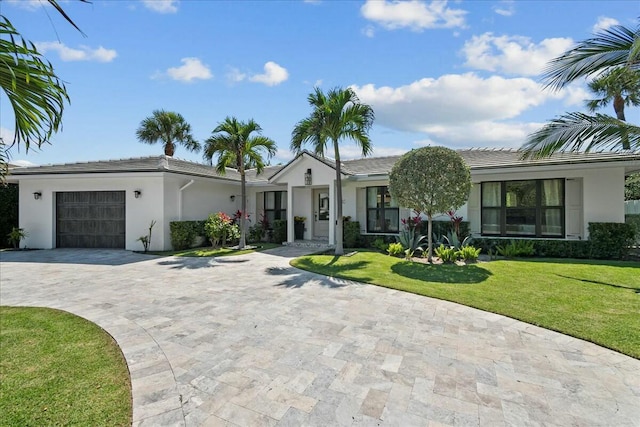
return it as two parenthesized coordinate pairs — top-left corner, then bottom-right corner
(389, 147), (471, 262)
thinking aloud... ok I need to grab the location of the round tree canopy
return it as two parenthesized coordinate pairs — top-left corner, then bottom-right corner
(389, 146), (471, 216)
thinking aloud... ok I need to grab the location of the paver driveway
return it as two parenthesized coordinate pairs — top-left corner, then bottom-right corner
(1, 248), (639, 426)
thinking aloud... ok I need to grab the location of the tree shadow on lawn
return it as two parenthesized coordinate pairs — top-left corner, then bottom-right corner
(555, 274), (640, 293)
(391, 261), (492, 284)
(268, 263), (370, 289)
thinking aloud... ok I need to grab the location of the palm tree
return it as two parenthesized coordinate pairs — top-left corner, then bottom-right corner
(291, 87), (374, 255)
(0, 1), (89, 183)
(0, 17), (68, 183)
(586, 66), (640, 121)
(136, 110), (200, 156)
(203, 117), (276, 249)
(521, 22), (640, 158)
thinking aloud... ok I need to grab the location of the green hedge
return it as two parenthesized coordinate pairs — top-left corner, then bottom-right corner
(626, 214), (640, 245)
(272, 220), (287, 244)
(169, 220), (205, 250)
(588, 222), (635, 259)
(473, 222), (635, 260)
(0, 184), (18, 248)
(343, 221), (361, 248)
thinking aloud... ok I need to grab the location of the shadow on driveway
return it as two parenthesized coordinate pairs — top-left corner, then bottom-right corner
(0, 249), (156, 266)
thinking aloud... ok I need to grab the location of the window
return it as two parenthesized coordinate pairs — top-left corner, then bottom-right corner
(366, 186), (399, 233)
(264, 191), (287, 224)
(481, 179), (564, 238)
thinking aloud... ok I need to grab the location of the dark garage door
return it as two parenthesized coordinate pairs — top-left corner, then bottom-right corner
(56, 191), (126, 248)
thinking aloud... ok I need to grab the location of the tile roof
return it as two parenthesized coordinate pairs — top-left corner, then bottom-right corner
(8, 149), (639, 183)
(7, 155), (284, 183)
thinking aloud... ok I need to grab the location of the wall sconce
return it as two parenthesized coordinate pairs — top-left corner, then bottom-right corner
(33, 191), (42, 200)
(304, 168), (312, 186)
(134, 190), (142, 199)
(230, 195), (236, 202)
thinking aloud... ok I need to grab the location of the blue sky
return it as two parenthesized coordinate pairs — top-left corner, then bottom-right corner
(2, 0), (638, 167)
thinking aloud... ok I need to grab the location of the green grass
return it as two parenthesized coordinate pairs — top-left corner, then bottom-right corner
(144, 242), (281, 257)
(0, 307), (132, 426)
(291, 251), (640, 359)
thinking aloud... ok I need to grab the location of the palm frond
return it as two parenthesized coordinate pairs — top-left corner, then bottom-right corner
(0, 17), (69, 151)
(542, 23), (639, 91)
(521, 112), (640, 159)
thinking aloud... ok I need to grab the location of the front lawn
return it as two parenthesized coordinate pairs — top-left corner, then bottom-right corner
(0, 307), (132, 426)
(144, 242), (281, 257)
(291, 251), (640, 359)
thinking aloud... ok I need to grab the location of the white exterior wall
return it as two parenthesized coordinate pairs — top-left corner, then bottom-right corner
(17, 173), (165, 251)
(272, 156), (342, 243)
(472, 164), (626, 239)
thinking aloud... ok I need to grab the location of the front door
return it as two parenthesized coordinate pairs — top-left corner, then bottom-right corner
(313, 189), (329, 239)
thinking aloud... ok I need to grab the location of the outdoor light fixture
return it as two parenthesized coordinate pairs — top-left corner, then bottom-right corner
(304, 168), (312, 186)
(33, 191), (42, 200)
(230, 195), (236, 202)
(134, 190), (142, 199)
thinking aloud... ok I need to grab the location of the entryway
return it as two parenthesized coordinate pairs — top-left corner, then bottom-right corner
(313, 188), (329, 240)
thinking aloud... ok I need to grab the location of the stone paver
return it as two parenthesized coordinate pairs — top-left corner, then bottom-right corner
(1, 248), (639, 426)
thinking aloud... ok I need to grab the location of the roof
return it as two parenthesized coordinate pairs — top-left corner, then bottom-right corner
(341, 149), (640, 175)
(8, 149), (640, 183)
(7, 155), (282, 183)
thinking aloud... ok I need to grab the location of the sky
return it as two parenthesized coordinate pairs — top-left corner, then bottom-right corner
(1, 0), (639, 167)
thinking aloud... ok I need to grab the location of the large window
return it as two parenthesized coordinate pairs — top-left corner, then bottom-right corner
(264, 191), (287, 224)
(366, 186), (399, 233)
(482, 179), (564, 237)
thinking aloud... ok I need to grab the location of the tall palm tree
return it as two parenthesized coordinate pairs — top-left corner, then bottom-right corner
(203, 117), (276, 249)
(586, 66), (640, 121)
(136, 110), (200, 156)
(291, 87), (374, 256)
(521, 22), (640, 158)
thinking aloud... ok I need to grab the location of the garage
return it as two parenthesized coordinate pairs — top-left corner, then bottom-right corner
(56, 191), (126, 248)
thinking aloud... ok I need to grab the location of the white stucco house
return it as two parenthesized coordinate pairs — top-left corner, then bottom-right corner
(7, 149), (640, 251)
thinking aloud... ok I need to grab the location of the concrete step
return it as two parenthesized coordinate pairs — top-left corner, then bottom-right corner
(283, 240), (335, 251)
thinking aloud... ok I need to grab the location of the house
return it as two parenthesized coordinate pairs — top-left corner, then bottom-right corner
(7, 149), (640, 251)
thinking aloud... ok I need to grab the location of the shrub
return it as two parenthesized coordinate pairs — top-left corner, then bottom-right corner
(137, 220), (156, 252)
(386, 242), (404, 256)
(343, 221), (361, 248)
(496, 240), (535, 258)
(421, 220), (470, 241)
(170, 221), (205, 250)
(588, 222), (635, 259)
(457, 245), (481, 262)
(205, 212), (239, 247)
(369, 237), (389, 252)
(7, 227), (27, 249)
(0, 184), (18, 249)
(272, 219), (287, 244)
(247, 224), (264, 243)
(434, 244), (457, 263)
(626, 214), (640, 245)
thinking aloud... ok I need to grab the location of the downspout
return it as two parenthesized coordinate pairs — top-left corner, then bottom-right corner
(178, 180), (195, 220)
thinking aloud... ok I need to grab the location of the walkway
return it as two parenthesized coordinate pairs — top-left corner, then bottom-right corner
(1, 248), (638, 426)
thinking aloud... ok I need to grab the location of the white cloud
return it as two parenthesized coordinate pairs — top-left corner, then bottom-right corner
(362, 25), (376, 38)
(4, 0), (46, 11)
(226, 67), (247, 83)
(351, 73), (569, 148)
(141, 0), (179, 14)
(461, 33), (573, 76)
(593, 16), (619, 33)
(35, 42), (117, 62)
(165, 57), (213, 82)
(0, 127), (14, 144)
(360, 0), (467, 31)
(10, 159), (38, 167)
(493, 0), (515, 16)
(248, 61), (289, 86)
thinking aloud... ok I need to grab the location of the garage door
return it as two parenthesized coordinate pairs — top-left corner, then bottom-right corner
(56, 191), (126, 248)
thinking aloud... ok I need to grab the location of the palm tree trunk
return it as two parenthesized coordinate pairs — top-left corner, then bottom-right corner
(334, 139), (344, 256)
(240, 168), (247, 250)
(613, 95), (630, 149)
(164, 142), (175, 157)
